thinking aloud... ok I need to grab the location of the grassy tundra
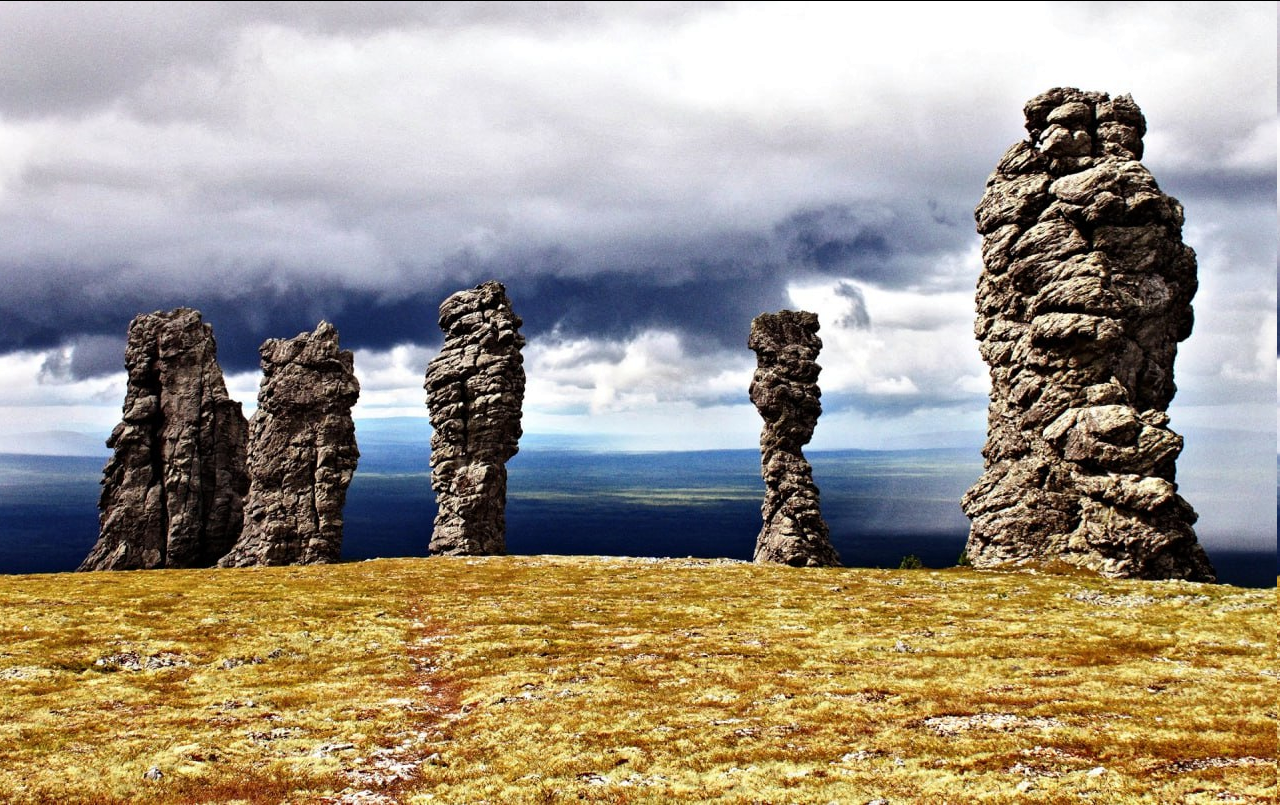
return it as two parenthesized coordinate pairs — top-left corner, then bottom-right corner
(0, 555), (1273, 803)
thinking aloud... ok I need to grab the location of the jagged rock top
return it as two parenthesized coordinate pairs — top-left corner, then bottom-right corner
(748, 310), (823, 449)
(256, 320), (360, 414)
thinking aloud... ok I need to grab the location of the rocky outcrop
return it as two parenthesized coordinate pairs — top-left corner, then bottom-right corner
(218, 322), (360, 567)
(79, 309), (248, 571)
(424, 281), (526, 556)
(748, 310), (841, 568)
(962, 87), (1214, 581)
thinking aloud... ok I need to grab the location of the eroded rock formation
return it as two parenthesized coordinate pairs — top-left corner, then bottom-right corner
(80, 309), (248, 571)
(962, 87), (1214, 581)
(749, 310), (841, 568)
(219, 322), (360, 567)
(424, 281), (526, 556)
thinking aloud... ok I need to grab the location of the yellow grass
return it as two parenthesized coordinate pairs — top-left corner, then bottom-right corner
(0, 556), (1273, 803)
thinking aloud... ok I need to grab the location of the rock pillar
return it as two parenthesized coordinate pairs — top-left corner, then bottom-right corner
(749, 310), (841, 568)
(80, 308), (248, 571)
(962, 87), (1214, 581)
(219, 321), (360, 567)
(424, 281), (526, 556)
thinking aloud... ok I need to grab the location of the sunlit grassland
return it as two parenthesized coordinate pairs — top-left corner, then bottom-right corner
(0, 556), (1273, 803)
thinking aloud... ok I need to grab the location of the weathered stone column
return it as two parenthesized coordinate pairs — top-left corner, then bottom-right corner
(961, 87), (1214, 581)
(80, 308), (248, 571)
(424, 281), (526, 555)
(219, 321), (360, 567)
(749, 310), (841, 568)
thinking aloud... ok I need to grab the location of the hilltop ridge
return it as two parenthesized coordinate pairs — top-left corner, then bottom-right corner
(1, 555), (1272, 803)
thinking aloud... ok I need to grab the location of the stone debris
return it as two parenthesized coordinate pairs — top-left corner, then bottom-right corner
(962, 87), (1214, 581)
(80, 308), (248, 571)
(247, 727), (301, 743)
(344, 737), (425, 788)
(219, 655), (266, 670)
(748, 310), (841, 567)
(219, 321), (360, 567)
(1163, 756), (1273, 773)
(94, 650), (192, 672)
(424, 281), (526, 556)
(922, 713), (1062, 736)
(320, 792), (399, 805)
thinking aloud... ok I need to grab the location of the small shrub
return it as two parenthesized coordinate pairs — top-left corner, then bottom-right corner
(898, 554), (923, 570)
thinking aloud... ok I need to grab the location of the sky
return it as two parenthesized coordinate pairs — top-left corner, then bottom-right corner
(0, 2), (1274, 549)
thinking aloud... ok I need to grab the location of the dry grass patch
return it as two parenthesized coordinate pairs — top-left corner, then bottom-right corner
(0, 556), (1273, 803)
(0, 562), (454, 804)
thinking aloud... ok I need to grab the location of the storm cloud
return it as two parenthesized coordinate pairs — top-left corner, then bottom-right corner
(0, 1), (1271, 439)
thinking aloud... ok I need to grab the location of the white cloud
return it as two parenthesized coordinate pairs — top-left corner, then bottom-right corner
(525, 330), (751, 415)
(786, 277), (987, 410)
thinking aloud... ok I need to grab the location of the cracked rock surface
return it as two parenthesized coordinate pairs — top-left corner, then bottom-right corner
(80, 308), (248, 571)
(424, 281), (526, 556)
(748, 310), (841, 568)
(962, 87), (1213, 581)
(219, 321), (359, 567)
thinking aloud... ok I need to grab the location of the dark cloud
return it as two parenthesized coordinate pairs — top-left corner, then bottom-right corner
(37, 334), (123, 384)
(3, 200), (974, 379)
(777, 205), (892, 271)
(833, 282), (871, 329)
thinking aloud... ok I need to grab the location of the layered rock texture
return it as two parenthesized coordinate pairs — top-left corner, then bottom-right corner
(961, 87), (1214, 581)
(219, 322), (360, 567)
(80, 309), (248, 571)
(748, 311), (841, 568)
(424, 281), (526, 556)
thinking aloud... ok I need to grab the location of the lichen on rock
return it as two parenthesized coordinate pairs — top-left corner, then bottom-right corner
(424, 281), (526, 556)
(219, 321), (360, 567)
(749, 310), (841, 568)
(80, 308), (248, 571)
(962, 87), (1214, 581)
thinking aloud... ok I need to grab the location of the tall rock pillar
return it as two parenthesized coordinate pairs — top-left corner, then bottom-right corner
(962, 87), (1214, 581)
(749, 310), (841, 568)
(219, 321), (360, 567)
(424, 281), (526, 556)
(80, 308), (248, 571)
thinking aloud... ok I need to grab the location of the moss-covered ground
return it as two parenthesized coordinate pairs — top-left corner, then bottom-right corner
(0, 556), (1273, 803)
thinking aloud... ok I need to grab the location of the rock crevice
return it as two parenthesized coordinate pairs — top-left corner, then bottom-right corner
(962, 87), (1214, 581)
(424, 281), (526, 556)
(749, 310), (841, 568)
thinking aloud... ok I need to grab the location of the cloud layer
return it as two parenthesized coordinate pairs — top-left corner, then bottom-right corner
(0, 2), (1272, 460)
